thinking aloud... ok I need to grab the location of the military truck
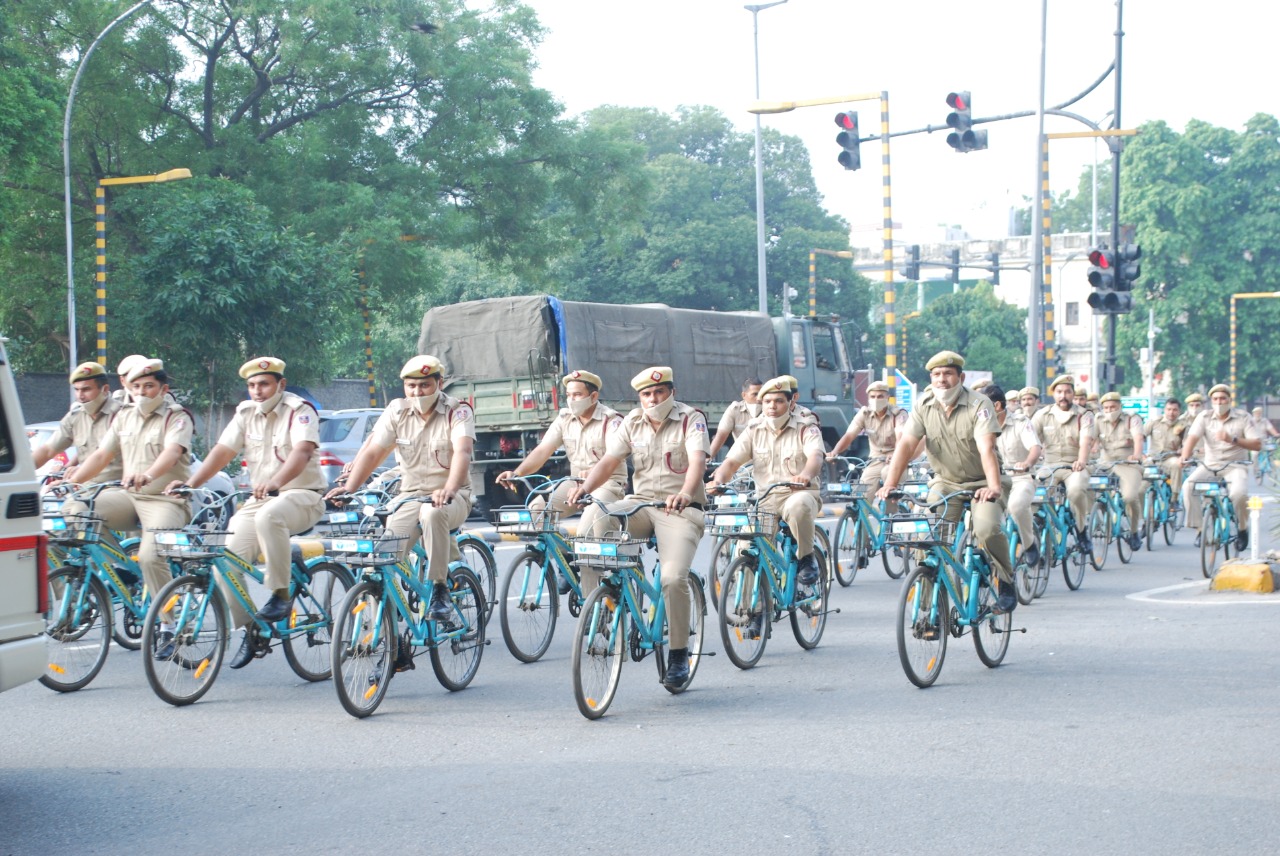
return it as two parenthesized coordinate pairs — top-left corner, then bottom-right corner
(418, 295), (868, 512)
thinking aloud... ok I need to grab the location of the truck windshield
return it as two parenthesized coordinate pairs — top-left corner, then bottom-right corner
(812, 325), (840, 372)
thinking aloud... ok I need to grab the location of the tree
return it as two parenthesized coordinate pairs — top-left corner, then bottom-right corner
(1010, 161), (1112, 237)
(901, 282), (1026, 391)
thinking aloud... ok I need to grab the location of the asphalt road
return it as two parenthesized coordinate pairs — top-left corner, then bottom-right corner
(4, 501), (1280, 855)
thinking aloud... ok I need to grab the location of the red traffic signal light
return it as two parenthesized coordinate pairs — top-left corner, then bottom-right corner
(944, 91), (986, 152)
(1088, 248), (1112, 268)
(946, 91), (969, 112)
(834, 111), (861, 171)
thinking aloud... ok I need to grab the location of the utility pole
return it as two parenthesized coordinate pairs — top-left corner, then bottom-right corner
(1105, 0), (1125, 392)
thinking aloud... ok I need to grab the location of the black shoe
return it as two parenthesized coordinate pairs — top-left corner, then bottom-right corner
(1236, 530), (1249, 551)
(428, 582), (453, 622)
(746, 612), (764, 640)
(1022, 542), (1040, 569)
(229, 630), (265, 669)
(1127, 532), (1143, 551)
(796, 554), (819, 586)
(664, 647), (690, 687)
(557, 572), (572, 596)
(153, 630), (176, 660)
(1077, 530), (1093, 554)
(393, 635), (415, 673)
(1194, 531), (1202, 547)
(257, 594), (293, 623)
(993, 580), (1017, 615)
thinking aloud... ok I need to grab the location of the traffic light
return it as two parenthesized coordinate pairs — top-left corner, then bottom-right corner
(1117, 243), (1142, 290)
(985, 251), (1000, 285)
(1086, 247), (1132, 314)
(835, 111), (861, 170)
(949, 248), (961, 285)
(945, 91), (988, 153)
(903, 245), (920, 280)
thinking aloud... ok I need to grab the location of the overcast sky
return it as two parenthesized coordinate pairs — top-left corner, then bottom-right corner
(519, 0), (1277, 243)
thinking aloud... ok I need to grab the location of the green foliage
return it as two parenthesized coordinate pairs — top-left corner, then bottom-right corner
(1116, 116), (1280, 402)
(900, 282), (1027, 391)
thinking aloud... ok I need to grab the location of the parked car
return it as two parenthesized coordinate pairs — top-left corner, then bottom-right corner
(317, 408), (384, 485)
(1, 338), (45, 694)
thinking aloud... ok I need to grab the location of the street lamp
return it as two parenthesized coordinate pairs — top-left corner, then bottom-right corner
(63, 0), (159, 374)
(1229, 291), (1280, 396)
(95, 168), (192, 366)
(745, 0), (788, 316)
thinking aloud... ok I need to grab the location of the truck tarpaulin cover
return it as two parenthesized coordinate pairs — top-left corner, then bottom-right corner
(419, 296), (777, 402)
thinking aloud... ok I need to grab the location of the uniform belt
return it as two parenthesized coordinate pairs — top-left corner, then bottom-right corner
(687, 501), (704, 512)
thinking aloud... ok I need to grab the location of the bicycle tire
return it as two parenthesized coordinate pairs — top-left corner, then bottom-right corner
(110, 576), (146, 651)
(332, 580), (395, 718)
(41, 567), (112, 693)
(708, 536), (737, 609)
(973, 567), (1011, 668)
(1012, 528), (1035, 606)
(499, 548), (558, 663)
(282, 560), (354, 682)
(833, 507), (861, 586)
(571, 583), (626, 719)
(1163, 498), (1179, 546)
(663, 574), (706, 694)
(143, 574), (228, 707)
(1116, 510), (1134, 564)
(790, 548), (829, 650)
(1200, 504), (1218, 579)
(1087, 505), (1110, 570)
(718, 555), (770, 670)
(457, 533), (497, 622)
(1033, 518), (1054, 599)
(1144, 491), (1158, 552)
(896, 566), (948, 688)
(430, 566), (486, 692)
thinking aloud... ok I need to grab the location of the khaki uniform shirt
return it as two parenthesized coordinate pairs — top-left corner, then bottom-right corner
(542, 403), (626, 489)
(216, 392), (326, 491)
(716, 399), (759, 440)
(1187, 408), (1263, 467)
(98, 399), (193, 495)
(48, 396), (123, 484)
(1178, 411), (1206, 456)
(1144, 415), (1183, 457)
(1096, 412), (1143, 463)
(794, 404), (819, 426)
(606, 401), (710, 504)
(841, 406), (906, 458)
(1031, 405), (1096, 465)
(370, 393), (476, 494)
(726, 413), (825, 493)
(996, 416), (1042, 469)
(903, 386), (999, 485)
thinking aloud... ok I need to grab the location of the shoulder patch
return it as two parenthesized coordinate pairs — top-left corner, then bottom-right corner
(976, 406), (992, 423)
(691, 418), (707, 434)
(1081, 411), (1095, 427)
(802, 425), (822, 442)
(451, 404), (473, 423)
(296, 413), (312, 425)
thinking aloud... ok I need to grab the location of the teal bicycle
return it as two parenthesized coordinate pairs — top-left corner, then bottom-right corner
(329, 494), (487, 718)
(142, 489), (355, 706)
(1033, 465), (1092, 591)
(493, 474), (586, 662)
(1086, 462), (1137, 569)
(709, 482), (834, 669)
(1256, 440), (1277, 487)
(570, 499), (707, 720)
(1193, 462), (1246, 578)
(1140, 455), (1181, 550)
(1001, 469), (1047, 606)
(889, 489), (1023, 688)
(828, 456), (920, 583)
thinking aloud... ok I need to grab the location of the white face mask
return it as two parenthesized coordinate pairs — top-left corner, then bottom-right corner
(568, 396), (594, 417)
(256, 390), (284, 415)
(746, 402), (761, 418)
(410, 392), (439, 414)
(1213, 402), (1230, 417)
(870, 398), (888, 413)
(766, 412), (790, 431)
(137, 393), (164, 416)
(1053, 407), (1076, 425)
(643, 398), (675, 423)
(933, 384), (962, 406)
(82, 392), (107, 415)
(1102, 410), (1121, 423)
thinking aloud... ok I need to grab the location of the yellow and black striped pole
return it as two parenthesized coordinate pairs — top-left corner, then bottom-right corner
(94, 185), (107, 366)
(808, 250), (816, 317)
(357, 250), (377, 407)
(1230, 291), (1280, 395)
(880, 92), (896, 401)
(1040, 136), (1057, 382)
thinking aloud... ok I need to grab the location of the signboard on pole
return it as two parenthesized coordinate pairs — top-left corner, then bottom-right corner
(894, 369), (917, 412)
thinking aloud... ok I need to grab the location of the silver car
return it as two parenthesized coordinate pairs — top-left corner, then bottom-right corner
(317, 408), (384, 485)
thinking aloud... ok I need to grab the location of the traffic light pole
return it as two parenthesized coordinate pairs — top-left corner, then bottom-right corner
(1105, 0), (1125, 393)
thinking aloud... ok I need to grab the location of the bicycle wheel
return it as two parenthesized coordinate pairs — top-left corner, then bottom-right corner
(143, 574), (228, 706)
(571, 582), (626, 719)
(833, 508), (862, 586)
(973, 566), (1011, 668)
(718, 555), (770, 670)
(1032, 519), (1054, 599)
(1199, 505), (1218, 579)
(1013, 535), (1035, 607)
(708, 536), (737, 608)
(1144, 492), (1158, 552)
(499, 548), (558, 663)
(282, 561), (354, 682)
(332, 580), (395, 718)
(663, 574), (706, 694)
(457, 533), (497, 622)
(41, 567), (112, 692)
(110, 574), (146, 651)
(1063, 533), (1088, 591)
(896, 566), (948, 688)
(790, 549), (829, 650)
(430, 567), (486, 691)
(1163, 496), (1179, 546)
(1087, 505), (1110, 570)
(1116, 509), (1134, 564)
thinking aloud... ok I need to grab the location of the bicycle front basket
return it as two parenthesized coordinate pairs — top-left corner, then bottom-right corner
(491, 506), (558, 535)
(883, 515), (955, 547)
(1193, 480), (1225, 497)
(824, 481), (874, 502)
(704, 508), (778, 539)
(43, 512), (104, 546)
(152, 528), (230, 559)
(325, 533), (408, 566)
(572, 534), (647, 568)
(1143, 465), (1163, 480)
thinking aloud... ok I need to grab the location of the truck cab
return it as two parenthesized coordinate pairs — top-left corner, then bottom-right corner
(773, 315), (861, 446)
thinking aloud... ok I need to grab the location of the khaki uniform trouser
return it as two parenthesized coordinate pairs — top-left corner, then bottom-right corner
(1048, 467), (1092, 533)
(64, 489), (190, 607)
(930, 480), (1013, 585)
(536, 482), (626, 596)
(1158, 457), (1183, 501)
(594, 499), (704, 649)
(1110, 463), (1144, 532)
(1007, 476), (1037, 552)
(386, 488), (472, 584)
(1183, 464), (1249, 530)
(859, 459), (899, 516)
(760, 490), (820, 560)
(221, 490), (326, 629)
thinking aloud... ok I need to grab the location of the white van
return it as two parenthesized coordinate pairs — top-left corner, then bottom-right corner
(0, 337), (45, 693)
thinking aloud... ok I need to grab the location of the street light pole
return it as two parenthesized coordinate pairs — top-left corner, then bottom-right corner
(63, 0), (158, 374)
(746, 0), (788, 316)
